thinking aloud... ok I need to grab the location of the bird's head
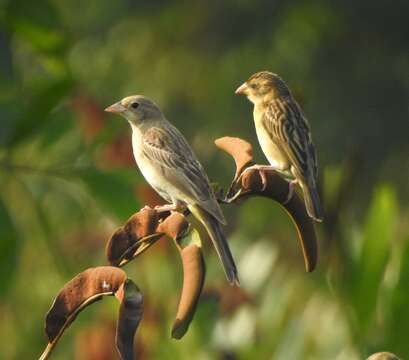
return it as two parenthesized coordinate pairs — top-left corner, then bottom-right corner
(105, 95), (162, 125)
(235, 71), (290, 104)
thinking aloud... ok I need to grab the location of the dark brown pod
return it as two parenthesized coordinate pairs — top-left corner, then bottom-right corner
(115, 280), (144, 360)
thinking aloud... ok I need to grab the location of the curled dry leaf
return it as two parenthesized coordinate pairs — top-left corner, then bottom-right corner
(215, 136), (318, 272)
(156, 213), (205, 339)
(115, 280), (144, 360)
(215, 136), (254, 181)
(106, 210), (190, 267)
(44, 267), (126, 343)
(171, 239), (205, 339)
(105, 208), (164, 266)
(124, 208), (159, 239)
(105, 209), (203, 340)
(39, 267), (141, 360)
(157, 212), (190, 240)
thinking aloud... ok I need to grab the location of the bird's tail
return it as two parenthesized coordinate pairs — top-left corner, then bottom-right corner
(300, 178), (324, 222)
(188, 205), (239, 286)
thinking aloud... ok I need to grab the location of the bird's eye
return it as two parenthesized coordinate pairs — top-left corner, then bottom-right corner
(249, 83), (257, 89)
(131, 102), (140, 109)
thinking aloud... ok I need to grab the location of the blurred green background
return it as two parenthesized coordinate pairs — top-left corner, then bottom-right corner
(0, 0), (408, 359)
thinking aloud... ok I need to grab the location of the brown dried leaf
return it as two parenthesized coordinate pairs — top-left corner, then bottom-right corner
(105, 227), (131, 266)
(115, 280), (143, 360)
(214, 136), (254, 181)
(172, 243), (205, 339)
(106, 209), (163, 266)
(157, 212), (190, 241)
(40, 267), (127, 360)
(124, 208), (159, 240)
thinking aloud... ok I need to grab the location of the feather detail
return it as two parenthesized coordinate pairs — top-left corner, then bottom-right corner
(140, 121), (226, 224)
(262, 97), (323, 221)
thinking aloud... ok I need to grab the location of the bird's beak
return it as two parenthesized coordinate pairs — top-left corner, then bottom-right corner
(235, 82), (249, 95)
(104, 102), (126, 114)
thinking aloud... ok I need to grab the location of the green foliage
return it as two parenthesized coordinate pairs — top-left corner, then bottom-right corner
(349, 186), (397, 334)
(0, 198), (19, 297)
(6, 77), (74, 146)
(387, 239), (409, 356)
(79, 168), (140, 221)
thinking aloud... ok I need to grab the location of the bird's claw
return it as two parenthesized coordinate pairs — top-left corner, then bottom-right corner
(141, 205), (153, 211)
(224, 188), (243, 203)
(236, 165), (270, 191)
(259, 170), (268, 191)
(283, 179), (297, 204)
(154, 203), (185, 213)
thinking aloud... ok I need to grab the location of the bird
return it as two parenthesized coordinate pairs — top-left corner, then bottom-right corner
(105, 95), (239, 285)
(235, 71), (323, 222)
(367, 353), (400, 360)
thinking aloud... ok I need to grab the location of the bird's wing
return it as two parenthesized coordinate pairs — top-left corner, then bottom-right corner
(263, 98), (318, 181)
(142, 123), (226, 224)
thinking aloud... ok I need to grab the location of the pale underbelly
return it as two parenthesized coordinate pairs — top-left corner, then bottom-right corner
(135, 153), (190, 205)
(256, 126), (290, 171)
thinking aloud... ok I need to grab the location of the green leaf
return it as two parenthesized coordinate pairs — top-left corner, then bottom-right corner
(385, 238), (409, 356)
(79, 168), (140, 220)
(350, 185), (397, 333)
(0, 197), (19, 297)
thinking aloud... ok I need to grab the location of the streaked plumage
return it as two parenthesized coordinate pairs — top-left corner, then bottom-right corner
(236, 71), (323, 221)
(105, 95), (239, 285)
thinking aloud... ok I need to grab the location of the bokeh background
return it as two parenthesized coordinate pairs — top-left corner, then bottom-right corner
(1, 0), (409, 359)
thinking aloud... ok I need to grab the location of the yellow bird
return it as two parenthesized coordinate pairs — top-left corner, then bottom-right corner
(236, 71), (323, 222)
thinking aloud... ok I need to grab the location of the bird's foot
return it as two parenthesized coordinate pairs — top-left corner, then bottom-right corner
(154, 203), (184, 213)
(283, 179), (298, 204)
(140, 205), (153, 211)
(224, 188), (243, 203)
(237, 164), (274, 191)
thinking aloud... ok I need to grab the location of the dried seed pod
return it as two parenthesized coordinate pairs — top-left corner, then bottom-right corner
(124, 208), (159, 240)
(215, 136), (254, 181)
(115, 280), (144, 360)
(39, 267), (142, 360)
(171, 242), (205, 339)
(106, 209), (163, 266)
(157, 212), (190, 241)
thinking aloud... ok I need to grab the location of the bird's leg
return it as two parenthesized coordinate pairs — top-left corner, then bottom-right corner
(237, 164), (275, 191)
(140, 205), (153, 211)
(283, 179), (298, 204)
(154, 202), (185, 213)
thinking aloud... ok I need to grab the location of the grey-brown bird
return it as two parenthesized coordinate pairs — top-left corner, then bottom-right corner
(235, 71), (323, 222)
(105, 95), (239, 285)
